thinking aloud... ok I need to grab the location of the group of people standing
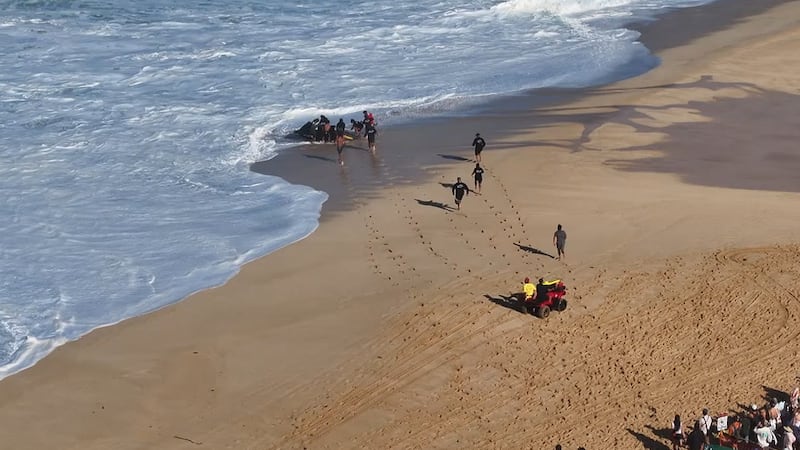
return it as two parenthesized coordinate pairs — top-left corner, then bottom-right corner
(672, 392), (800, 450)
(337, 110), (377, 165)
(296, 111), (377, 166)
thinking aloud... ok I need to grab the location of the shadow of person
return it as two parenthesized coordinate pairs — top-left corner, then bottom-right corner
(436, 153), (471, 162)
(303, 154), (339, 163)
(626, 428), (670, 450)
(483, 294), (527, 314)
(514, 242), (556, 259)
(415, 199), (455, 211)
(762, 385), (790, 404)
(645, 425), (677, 441)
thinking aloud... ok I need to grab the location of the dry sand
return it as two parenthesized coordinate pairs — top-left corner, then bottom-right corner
(2, 1), (800, 449)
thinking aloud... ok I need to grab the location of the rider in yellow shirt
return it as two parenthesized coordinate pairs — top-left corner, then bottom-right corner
(522, 277), (535, 301)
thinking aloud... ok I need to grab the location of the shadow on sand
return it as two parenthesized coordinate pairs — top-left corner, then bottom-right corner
(645, 425), (675, 442)
(415, 199), (455, 211)
(626, 428), (670, 450)
(303, 154), (339, 164)
(436, 153), (472, 162)
(762, 385), (790, 404)
(484, 294), (527, 314)
(514, 243), (556, 259)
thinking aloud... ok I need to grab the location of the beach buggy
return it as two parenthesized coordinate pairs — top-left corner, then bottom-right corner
(520, 278), (567, 318)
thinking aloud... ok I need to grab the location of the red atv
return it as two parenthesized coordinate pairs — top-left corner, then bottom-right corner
(520, 279), (567, 318)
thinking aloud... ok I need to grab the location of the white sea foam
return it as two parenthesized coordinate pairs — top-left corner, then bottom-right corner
(491, 0), (635, 16)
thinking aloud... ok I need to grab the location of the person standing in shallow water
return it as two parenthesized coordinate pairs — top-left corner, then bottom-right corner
(364, 120), (377, 152)
(472, 132), (486, 162)
(553, 224), (567, 260)
(319, 115), (331, 142)
(471, 163), (484, 193)
(350, 119), (363, 139)
(335, 118), (346, 165)
(452, 177), (469, 210)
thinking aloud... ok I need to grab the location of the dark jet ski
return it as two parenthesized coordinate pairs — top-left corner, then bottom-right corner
(290, 118), (319, 141)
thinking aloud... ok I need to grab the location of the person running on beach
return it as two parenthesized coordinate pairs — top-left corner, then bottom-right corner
(553, 224), (567, 260)
(472, 133), (486, 162)
(471, 163), (484, 193)
(364, 120), (377, 152)
(452, 177), (469, 210)
(335, 118), (346, 165)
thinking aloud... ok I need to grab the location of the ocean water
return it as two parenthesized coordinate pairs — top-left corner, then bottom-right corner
(0, 0), (715, 379)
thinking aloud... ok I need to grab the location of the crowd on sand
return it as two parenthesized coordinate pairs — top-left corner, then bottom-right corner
(670, 385), (800, 450)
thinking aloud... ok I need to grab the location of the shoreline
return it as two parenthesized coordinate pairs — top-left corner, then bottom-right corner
(3, 0), (800, 448)
(254, 0), (800, 220)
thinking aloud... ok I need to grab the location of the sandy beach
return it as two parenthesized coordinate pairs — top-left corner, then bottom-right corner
(3, 1), (800, 449)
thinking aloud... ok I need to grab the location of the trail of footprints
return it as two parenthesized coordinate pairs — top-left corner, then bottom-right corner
(271, 274), (519, 448)
(364, 160), (542, 288)
(363, 194), (420, 289)
(272, 245), (800, 449)
(270, 160), (562, 448)
(269, 164), (532, 445)
(259, 161), (800, 448)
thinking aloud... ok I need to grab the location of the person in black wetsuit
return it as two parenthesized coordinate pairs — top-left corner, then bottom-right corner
(471, 163), (484, 193)
(350, 119), (363, 139)
(535, 278), (548, 302)
(364, 120), (377, 152)
(472, 132), (486, 162)
(553, 224), (567, 261)
(452, 177), (469, 210)
(335, 118), (346, 165)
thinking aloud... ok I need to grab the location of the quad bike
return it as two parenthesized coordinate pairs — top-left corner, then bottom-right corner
(520, 279), (567, 318)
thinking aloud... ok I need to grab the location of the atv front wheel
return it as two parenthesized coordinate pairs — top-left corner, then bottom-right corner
(556, 299), (568, 311)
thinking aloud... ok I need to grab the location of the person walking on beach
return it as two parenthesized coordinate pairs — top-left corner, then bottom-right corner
(471, 163), (484, 193)
(452, 177), (469, 210)
(472, 132), (486, 162)
(553, 224), (567, 260)
(335, 118), (346, 165)
(364, 120), (377, 153)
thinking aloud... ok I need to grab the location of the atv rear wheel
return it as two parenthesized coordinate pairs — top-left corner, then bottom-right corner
(536, 305), (550, 318)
